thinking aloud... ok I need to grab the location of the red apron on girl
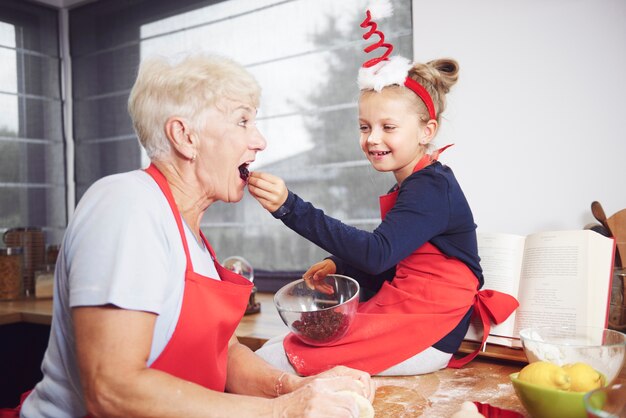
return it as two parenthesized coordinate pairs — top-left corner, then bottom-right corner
(283, 147), (518, 375)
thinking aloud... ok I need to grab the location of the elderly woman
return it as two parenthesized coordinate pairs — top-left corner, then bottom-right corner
(15, 54), (374, 417)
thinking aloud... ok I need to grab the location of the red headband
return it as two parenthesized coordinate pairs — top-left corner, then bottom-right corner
(404, 77), (437, 120)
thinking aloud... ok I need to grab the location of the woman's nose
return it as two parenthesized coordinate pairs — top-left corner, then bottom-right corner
(251, 128), (267, 151)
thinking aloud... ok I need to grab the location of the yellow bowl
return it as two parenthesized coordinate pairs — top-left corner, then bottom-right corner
(510, 372), (587, 418)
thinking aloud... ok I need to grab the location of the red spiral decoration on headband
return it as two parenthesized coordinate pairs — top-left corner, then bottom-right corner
(360, 10), (393, 68)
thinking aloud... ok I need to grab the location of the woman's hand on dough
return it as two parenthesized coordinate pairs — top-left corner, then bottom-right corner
(273, 374), (374, 417)
(300, 366), (375, 402)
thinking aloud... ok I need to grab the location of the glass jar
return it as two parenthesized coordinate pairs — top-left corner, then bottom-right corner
(3, 227), (45, 297)
(34, 264), (55, 299)
(0, 247), (23, 300)
(46, 244), (60, 266)
(609, 268), (626, 331)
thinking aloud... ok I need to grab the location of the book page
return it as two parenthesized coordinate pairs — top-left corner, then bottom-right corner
(513, 230), (614, 336)
(477, 232), (526, 297)
(465, 232), (526, 344)
(586, 232), (615, 328)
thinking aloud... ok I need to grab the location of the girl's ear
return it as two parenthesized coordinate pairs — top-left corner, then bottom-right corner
(165, 116), (196, 160)
(419, 119), (439, 145)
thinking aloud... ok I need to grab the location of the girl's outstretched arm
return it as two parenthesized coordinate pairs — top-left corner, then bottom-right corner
(248, 170), (449, 275)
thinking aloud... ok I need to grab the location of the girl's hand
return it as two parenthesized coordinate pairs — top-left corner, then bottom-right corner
(303, 259), (337, 294)
(247, 171), (289, 213)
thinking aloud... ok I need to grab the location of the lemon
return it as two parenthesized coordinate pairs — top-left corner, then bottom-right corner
(517, 361), (571, 390)
(562, 362), (604, 392)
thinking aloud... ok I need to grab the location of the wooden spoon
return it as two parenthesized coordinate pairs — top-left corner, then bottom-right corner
(591, 201), (612, 236)
(607, 208), (626, 268)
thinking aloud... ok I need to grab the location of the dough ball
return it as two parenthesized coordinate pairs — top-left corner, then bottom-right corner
(337, 390), (375, 418)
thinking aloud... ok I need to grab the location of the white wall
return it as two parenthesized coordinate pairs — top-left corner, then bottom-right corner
(412, 0), (626, 236)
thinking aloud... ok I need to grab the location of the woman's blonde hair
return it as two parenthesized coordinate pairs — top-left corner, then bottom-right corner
(128, 54), (261, 160)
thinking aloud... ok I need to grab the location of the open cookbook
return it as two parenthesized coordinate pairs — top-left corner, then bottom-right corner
(464, 230), (616, 348)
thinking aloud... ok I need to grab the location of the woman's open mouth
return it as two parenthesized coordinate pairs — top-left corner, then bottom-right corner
(238, 163), (250, 182)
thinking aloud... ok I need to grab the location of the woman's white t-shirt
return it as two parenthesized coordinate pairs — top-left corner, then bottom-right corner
(21, 170), (219, 418)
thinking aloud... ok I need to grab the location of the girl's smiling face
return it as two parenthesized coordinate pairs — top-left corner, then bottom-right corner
(358, 87), (431, 185)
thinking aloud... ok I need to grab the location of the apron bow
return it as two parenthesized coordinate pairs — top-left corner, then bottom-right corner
(476, 289), (519, 325)
(448, 289), (519, 368)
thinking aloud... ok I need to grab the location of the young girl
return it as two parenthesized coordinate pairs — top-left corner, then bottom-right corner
(248, 2), (517, 377)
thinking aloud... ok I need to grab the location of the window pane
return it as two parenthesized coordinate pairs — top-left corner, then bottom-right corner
(5, 95), (63, 141)
(74, 139), (143, 196)
(72, 46), (140, 98)
(0, 51), (61, 99)
(0, 21), (16, 48)
(0, 140), (65, 184)
(20, 53), (62, 99)
(0, 0), (58, 56)
(0, 186), (66, 244)
(73, 95), (134, 141)
(0, 0), (65, 245)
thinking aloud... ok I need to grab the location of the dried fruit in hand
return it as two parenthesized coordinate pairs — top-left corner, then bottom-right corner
(238, 164), (250, 182)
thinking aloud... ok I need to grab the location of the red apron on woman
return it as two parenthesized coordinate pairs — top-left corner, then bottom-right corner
(283, 148), (518, 376)
(145, 163), (253, 390)
(0, 164), (252, 417)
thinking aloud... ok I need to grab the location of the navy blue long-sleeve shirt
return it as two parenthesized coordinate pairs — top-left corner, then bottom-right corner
(273, 161), (482, 352)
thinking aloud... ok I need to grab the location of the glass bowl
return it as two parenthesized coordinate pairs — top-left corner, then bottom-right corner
(584, 383), (626, 417)
(519, 326), (626, 384)
(274, 274), (359, 346)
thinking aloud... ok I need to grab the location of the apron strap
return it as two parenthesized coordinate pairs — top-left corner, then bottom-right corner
(430, 143), (454, 161)
(144, 164), (194, 272)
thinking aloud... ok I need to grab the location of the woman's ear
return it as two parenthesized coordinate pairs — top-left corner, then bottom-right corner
(165, 117), (196, 160)
(419, 119), (439, 145)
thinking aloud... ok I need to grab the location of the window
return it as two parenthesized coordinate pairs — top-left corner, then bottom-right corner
(70, 0), (413, 271)
(0, 0), (65, 246)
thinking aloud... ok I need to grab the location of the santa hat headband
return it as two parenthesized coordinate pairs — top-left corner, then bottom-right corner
(357, 0), (437, 120)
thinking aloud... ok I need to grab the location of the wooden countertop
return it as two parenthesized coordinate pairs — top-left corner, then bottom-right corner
(0, 297), (53, 326)
(2, 293), (625, 417)
(373, 360), (528, 417)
